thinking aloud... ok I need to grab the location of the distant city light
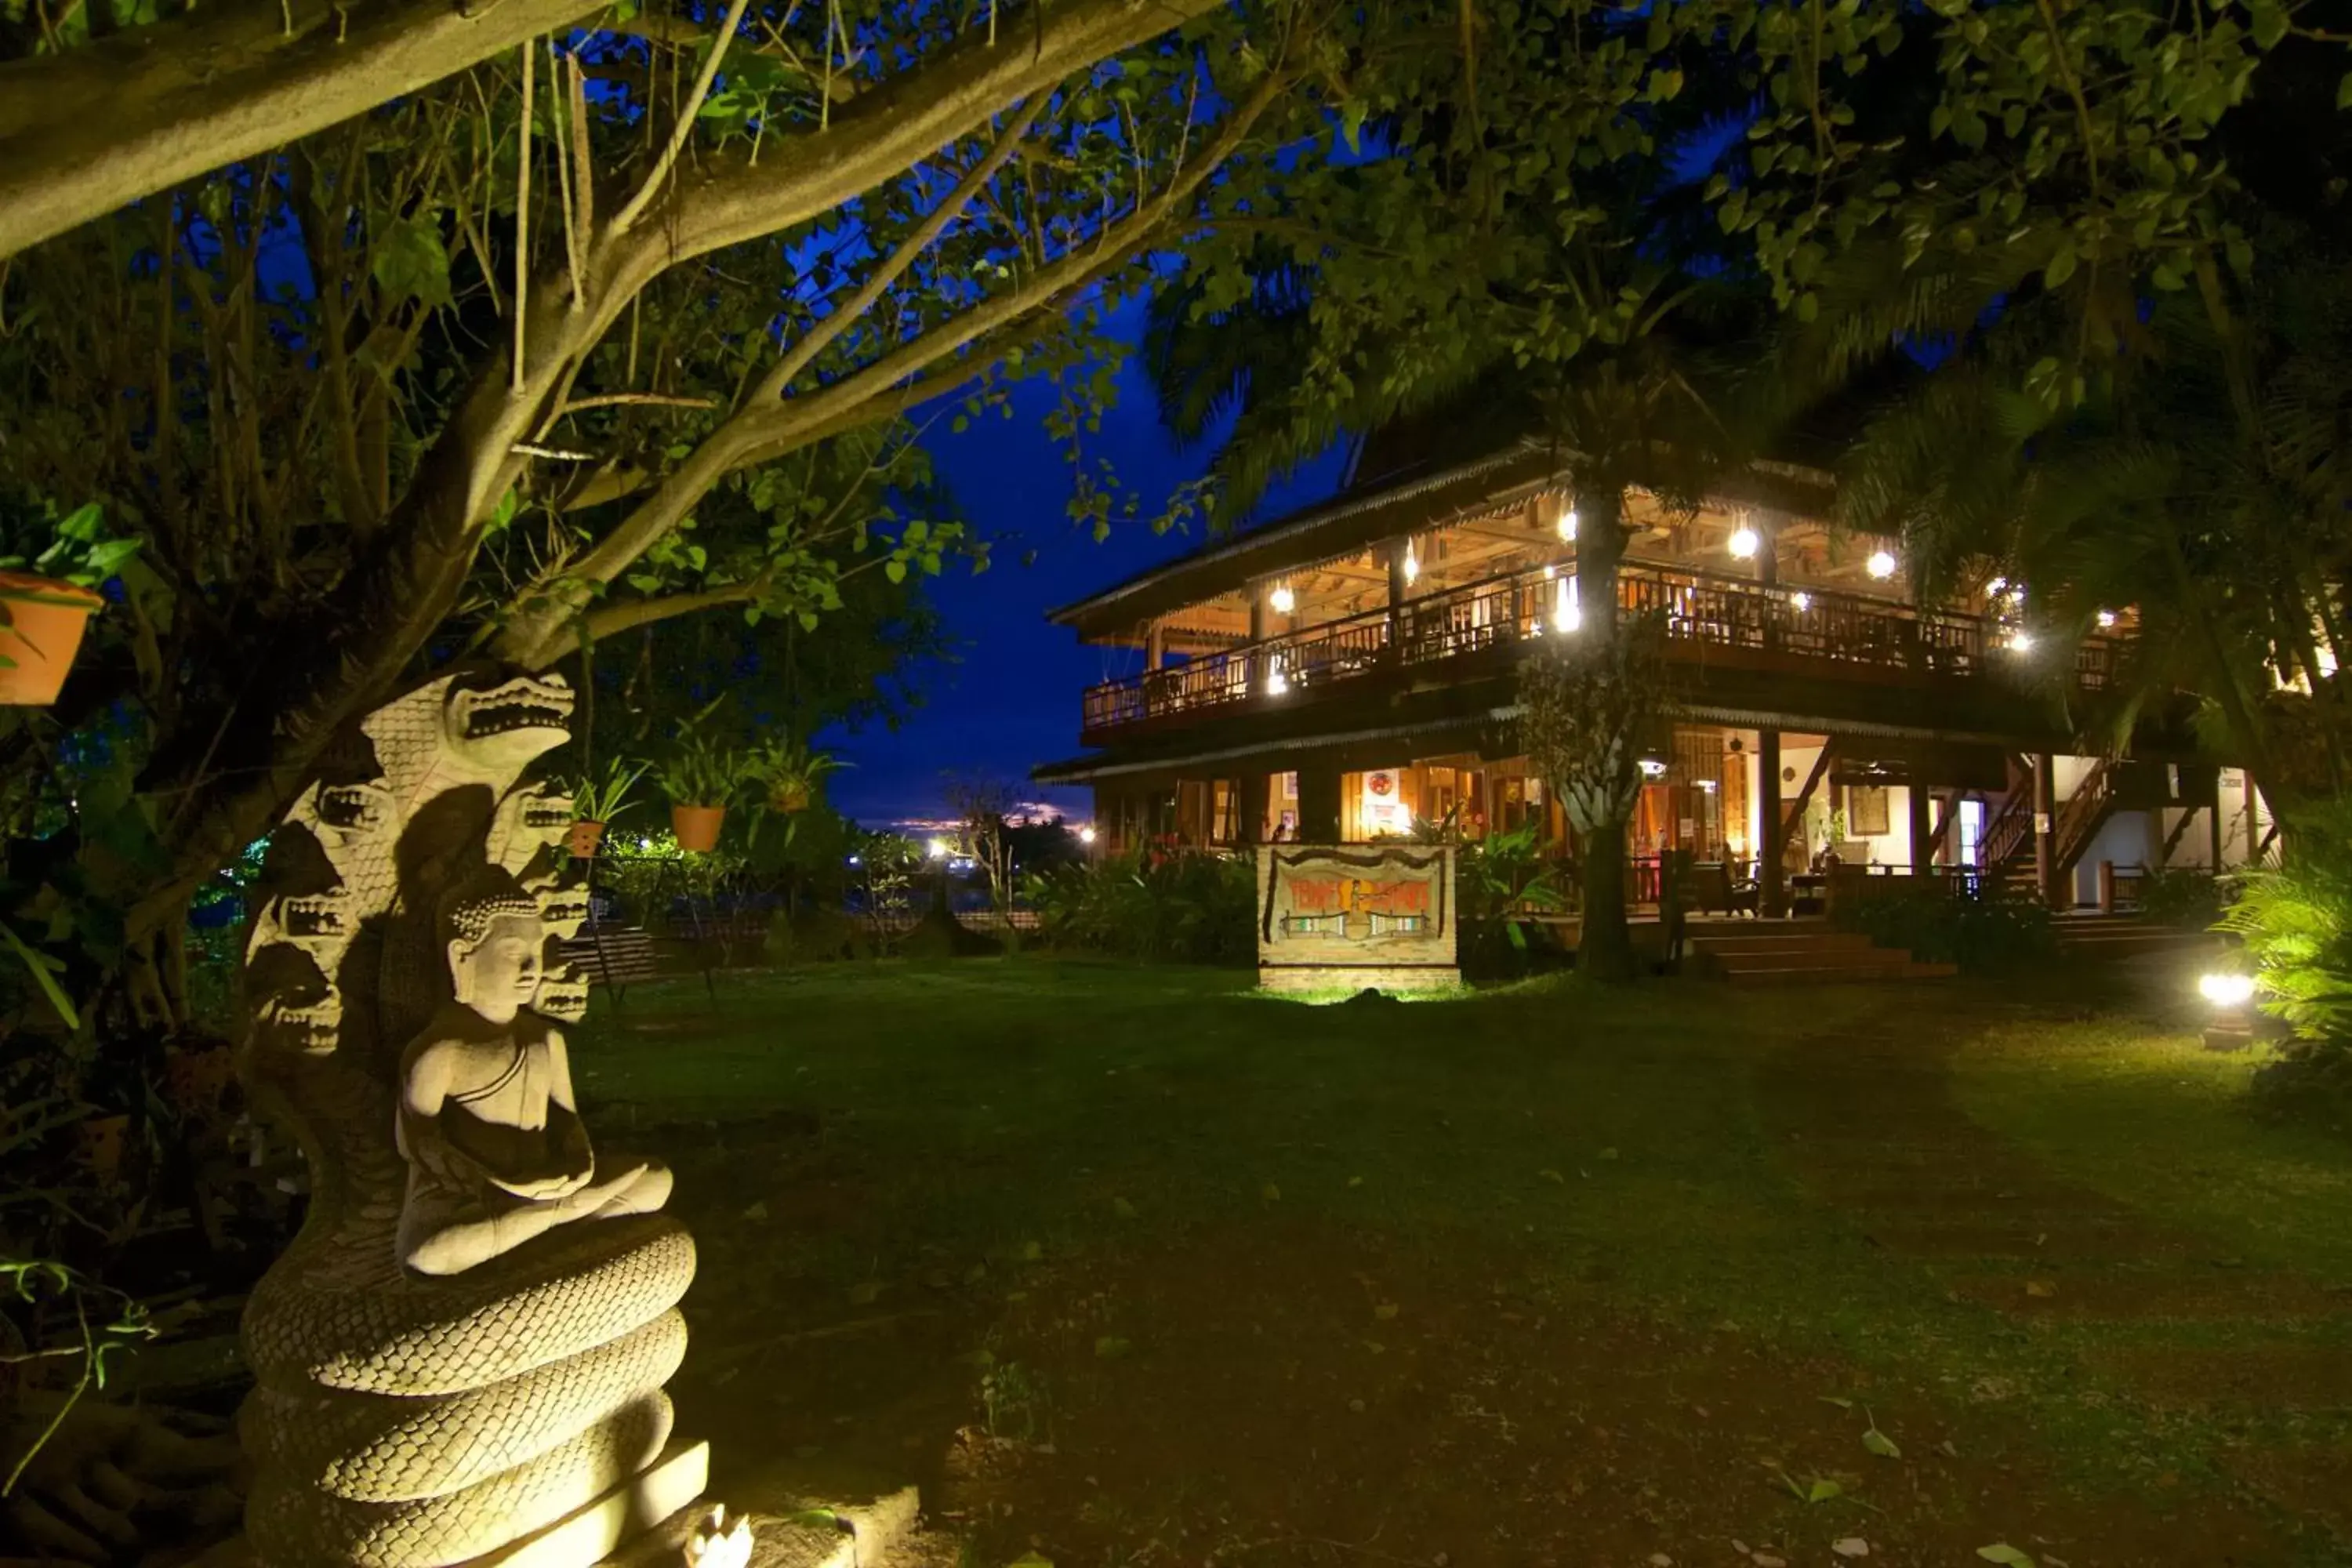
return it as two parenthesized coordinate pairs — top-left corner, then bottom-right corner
(1269, 584), (1296, 615)
(1729, 524), (1760, 560)
(1866, 549), (1897, 580)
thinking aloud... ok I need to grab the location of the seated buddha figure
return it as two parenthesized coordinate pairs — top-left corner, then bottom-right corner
(395, 877), (670, 1276)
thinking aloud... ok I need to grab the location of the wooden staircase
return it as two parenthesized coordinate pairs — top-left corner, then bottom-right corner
(2052, 913), (2221, 962)
(1687, 927), (1958, 986)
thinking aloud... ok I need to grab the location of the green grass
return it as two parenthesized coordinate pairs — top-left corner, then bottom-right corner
(572, 960), (2352, 1559)
(1954, 1019), (2352, 1288)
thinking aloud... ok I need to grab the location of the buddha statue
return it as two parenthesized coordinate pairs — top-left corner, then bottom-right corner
(395, 877), (670, 1276)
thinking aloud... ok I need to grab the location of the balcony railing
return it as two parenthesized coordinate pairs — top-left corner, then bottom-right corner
(1080, 557), (2118, 738)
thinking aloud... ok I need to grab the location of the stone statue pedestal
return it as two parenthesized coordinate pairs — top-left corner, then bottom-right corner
(470, 1442), (710, 1568)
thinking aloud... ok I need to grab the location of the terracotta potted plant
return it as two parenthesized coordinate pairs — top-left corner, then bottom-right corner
(567, 757), (649, 859)
(0, 502), (138, 706)
(658, 731), (741, 854)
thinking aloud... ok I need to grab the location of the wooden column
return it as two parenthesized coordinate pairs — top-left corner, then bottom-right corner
(2208, 800), (2224, 870)
(1907, 780), (1933, 880)
(1298, 766), (1343, 845)
(1759, 729), (1785, 917)
(1247, 591), (1269, 697)
(2033, 751), (2057, 906)
(1237, 771), (1272, 846)
(1386, 539), (1411, 649)
(1145, 619), (1166, 671)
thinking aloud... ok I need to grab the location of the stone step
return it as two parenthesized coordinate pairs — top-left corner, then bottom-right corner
(1723, 960), (1957, 986)
(1687, 930), (1878, 955)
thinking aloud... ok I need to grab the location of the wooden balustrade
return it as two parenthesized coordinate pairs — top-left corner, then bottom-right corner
(1080, 557), (2122, 739)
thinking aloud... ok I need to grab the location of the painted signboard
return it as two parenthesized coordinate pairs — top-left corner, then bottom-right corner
(1255, 843), (1459, 993)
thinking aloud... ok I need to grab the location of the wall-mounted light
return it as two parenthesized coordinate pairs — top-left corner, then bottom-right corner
(1639, 758), (1668, 779)
(1269, 584), (1296, 615)
(1402, 550), (1420, 586)
(2096, 609), (2118, 629)
(1729, 524), (1760, 561)
(1789, 590), (1813, 612)
(1697, 779), (1719, 793)
(1558, 506), (1579, 543)
(1866, 549), (1897, 580)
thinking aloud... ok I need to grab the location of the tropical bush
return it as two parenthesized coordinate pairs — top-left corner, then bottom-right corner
(1832, 887), (2056, 972)
(1023, 846), (1255, 966)
(2136, 866), (2227, 931)
(1457, 823), (1569, 979)
(2221, 804), (2352, 1044)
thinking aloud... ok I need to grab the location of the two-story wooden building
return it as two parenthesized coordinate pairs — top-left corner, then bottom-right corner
(1035, 428), (2277, 913)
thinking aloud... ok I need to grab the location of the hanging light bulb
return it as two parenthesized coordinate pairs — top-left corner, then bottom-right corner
(1269, 584), (1295, 615)
(1867, 549), (1897, 580)
(1558, 506), (1579, 543)
(1402, 549), (1420, 586)
(1729, 524), (1760, 560)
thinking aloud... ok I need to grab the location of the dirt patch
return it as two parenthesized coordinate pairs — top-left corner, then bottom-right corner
(926, 1221), (2295, 1568)
(1945, 1272), (2346, 1323)
(2097, 1343), (2352, 1412)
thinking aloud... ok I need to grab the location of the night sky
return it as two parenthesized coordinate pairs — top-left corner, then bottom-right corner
(819, 299), (1348, 831)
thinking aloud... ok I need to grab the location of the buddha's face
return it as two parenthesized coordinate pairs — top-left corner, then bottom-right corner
(450, 914), (544, 1022)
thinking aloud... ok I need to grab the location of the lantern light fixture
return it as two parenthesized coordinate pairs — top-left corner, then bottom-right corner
(1558, 506), (1579, 543)
(1269, 584), (1296, 615)
(2199, 971), (2255, 1007)
(1866, 549), (1898, 580)
(1729, 524), (1760, 560)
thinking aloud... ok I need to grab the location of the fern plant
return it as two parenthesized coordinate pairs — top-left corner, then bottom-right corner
(2220, 800), (2352, 1042)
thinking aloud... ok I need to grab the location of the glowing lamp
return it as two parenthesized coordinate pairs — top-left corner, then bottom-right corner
(927, 837), (949, 860)
(2007, 630), (2035, 653)
(1789, 590), (1812, 612)
(1554, 574), (1581, 634)
(1987, 576), (2008, 597)
(1729, 524), (1760, 560)
(1402, 550), (1420, 586)
(2198, 972), (2255, 1007)
(1558, 507), (1579, 543)
(1265, 659), (1290, 696)
(2096, 609), (2117, 629)
(1078, 825), (1097, 845)
(1639, 758), (1668, 779)
(1269, 584), (1296, 615)
(1866, 549), (1897, 580)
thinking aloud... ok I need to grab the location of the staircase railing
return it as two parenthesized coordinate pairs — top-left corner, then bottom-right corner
(1980, 773), (2036, 873)
(2053, 757), (2116, 875)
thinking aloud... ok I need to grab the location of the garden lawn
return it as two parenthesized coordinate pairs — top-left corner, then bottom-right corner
(573, 960), (2352, 1568)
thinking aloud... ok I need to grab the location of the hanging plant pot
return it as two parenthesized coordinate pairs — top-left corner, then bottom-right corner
(769, 783), (811, 815)
(0, 573), (103, 706)
(567, 819), (608, 859)
(672, 804), (726, 853)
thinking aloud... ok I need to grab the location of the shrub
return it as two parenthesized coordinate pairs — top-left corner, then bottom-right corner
(1023, 847), (1255, 966)
(2223, 799), (2352, 1070)
(2136, 866), (2226, 931)
(1832, 887), (2056, 971)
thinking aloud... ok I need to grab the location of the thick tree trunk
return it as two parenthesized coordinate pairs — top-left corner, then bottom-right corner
(1578, 818), (1637, 982)
(1574, 485), (1636, 982)
(0, 0), (606, 261)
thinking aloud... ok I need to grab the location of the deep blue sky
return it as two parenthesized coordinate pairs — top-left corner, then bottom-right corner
(818, 300), (1346, 829)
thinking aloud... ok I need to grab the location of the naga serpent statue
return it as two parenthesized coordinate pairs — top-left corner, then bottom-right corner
(237, 673), (735, 1567)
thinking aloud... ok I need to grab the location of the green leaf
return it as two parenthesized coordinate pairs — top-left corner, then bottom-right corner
(1808, 1477), (1844, 1503)
(1976, 1548), (2035, 1567)
(2043, 245), (2077, 289)
(884, 560), (907, 584)
(2339, 71), (2352, 111)
(1863, 1427), (1901, 1458)
(372, 217), (453, 308)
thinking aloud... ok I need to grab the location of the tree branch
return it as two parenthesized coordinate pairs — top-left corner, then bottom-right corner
(0, 0), (605, 261)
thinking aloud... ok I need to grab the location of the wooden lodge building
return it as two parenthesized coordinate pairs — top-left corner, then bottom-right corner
(1033, 430), (2276, 916)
